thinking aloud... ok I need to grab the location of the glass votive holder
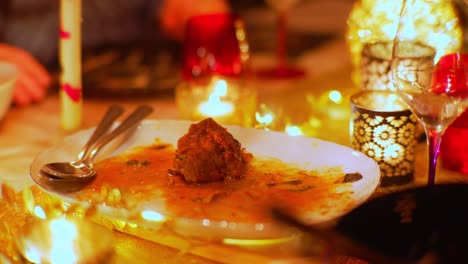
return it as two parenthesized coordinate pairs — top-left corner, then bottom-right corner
(350, 90), (418, 187)
(16, 217), (113, 263)
(360, 41), (435, 91)
(175, 75), (257, 127)
(360, 42), (393, 90)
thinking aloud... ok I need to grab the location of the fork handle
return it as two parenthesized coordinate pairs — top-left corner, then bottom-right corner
(85, 105), (154, 163)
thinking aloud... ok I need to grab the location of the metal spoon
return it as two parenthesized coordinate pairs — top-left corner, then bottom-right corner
(40, 105), (153, 182)
(41, 105), (124, 179)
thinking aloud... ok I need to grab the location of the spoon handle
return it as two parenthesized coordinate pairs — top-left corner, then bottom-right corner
(85, 105), (154, 163)
(77, 105), (124, 162)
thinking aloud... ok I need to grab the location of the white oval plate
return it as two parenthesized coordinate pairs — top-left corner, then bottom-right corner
(30, 119), (380, 240)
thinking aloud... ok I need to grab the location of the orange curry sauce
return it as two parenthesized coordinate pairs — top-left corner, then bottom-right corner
(80, 143), (355, 223)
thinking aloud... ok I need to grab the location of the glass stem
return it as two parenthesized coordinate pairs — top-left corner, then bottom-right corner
(276, 11), (287, 69)
(426, 128), (443, 186)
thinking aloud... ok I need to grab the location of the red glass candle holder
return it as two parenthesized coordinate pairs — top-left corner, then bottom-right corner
(182, 13), (250, 81)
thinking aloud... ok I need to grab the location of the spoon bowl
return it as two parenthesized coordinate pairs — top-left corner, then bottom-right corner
(42, 163), (96, 179)
(39, 169), (97, 192)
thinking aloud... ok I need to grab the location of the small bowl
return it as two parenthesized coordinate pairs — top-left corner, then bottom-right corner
(0, 62), (17, 121)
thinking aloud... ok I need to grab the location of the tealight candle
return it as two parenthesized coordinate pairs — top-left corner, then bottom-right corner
(16, 217), (113, 264)
(198, 79), (234, 117)
(254, 103), (285, 131)
(350, 90), (418, 187)
(354, 90), (408, 111)
(176, 76), (257, 127)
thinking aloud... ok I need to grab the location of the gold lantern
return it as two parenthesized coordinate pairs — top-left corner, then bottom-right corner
(346, 0), (463, 85)
(350, 91), (418, 187)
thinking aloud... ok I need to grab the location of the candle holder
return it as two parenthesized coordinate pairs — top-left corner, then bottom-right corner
(350, 91), (418, 187)
(175, 76), (257, 127)
(16, 217), (113, 263)
(360, 42), (393, 90)
(346, 0), (462, 87)
(181, 13), (250, 81)
(177, 13), (255, 126)
(360, 41), (434, 91)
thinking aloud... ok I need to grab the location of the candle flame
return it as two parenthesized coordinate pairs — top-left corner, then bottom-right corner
(328, 90), (343, 104)
(285, 125), (303, 136)
(199, 79), (234, 117)
(141, 210), (166, 222)
(33, 205), (47, 219)
(49, 218), (79, 263)
(24, 217), (79, 264)
(255, 103), (279, 130)
(255, 112), (274, 128)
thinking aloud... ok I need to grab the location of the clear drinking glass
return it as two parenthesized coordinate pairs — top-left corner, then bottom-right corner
(391, 0), (468, 185)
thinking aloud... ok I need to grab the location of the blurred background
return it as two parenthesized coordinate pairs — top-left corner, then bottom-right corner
(0, 0), (355, 97)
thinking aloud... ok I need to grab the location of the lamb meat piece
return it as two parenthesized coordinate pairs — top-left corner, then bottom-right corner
(172, 118), (251, 183)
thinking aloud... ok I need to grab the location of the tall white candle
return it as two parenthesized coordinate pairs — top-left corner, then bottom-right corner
(59, 0), (82, 131)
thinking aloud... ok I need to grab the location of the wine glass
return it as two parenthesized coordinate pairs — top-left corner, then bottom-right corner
(391, 0), (468, 185)
(256, 0), (305, 79)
